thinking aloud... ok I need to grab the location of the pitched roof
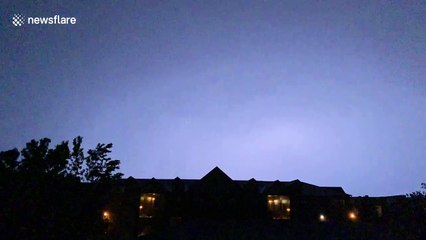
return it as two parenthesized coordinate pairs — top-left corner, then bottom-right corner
(201, 166), (233, 183)
(191, 166), (240, 194)
(128, 167), (348, 197)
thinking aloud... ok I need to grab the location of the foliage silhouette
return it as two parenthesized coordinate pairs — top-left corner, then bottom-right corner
(0, 136), (123, 239)
(67, 136), (85, 180)
(0, 148), (19, 171)
(86, 143), (123, 182)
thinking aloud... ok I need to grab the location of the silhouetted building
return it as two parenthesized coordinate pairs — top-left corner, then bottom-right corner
(99, 167), (422, 238)
(114, 167), (361, 234)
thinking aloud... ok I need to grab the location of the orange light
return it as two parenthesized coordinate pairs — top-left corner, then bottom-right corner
(139, 205), (143, 209)
(319, 214), (326, 222)
(103, 211), (111, 221)
(349, 211), (357, 220)
(286, 208), (291, 212)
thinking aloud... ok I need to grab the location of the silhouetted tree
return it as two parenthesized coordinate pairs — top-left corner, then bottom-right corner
(407, 183), (426, 198)
(67, 136), (85, 180)
(85, 143), (123, 182)
(393, 183), (426, 238)
(0, 148), (19, 172)
(0, 137), (123, 239)
(19, 138), (52, 174)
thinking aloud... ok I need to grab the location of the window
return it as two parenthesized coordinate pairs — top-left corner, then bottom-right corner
(267, 195), (291, 219)
(376, 205), (383, 218)
(139, 193), (160, 218)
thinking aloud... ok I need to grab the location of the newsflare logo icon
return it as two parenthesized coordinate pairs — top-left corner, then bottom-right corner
(11, 13), (77, 27)
(12, 14), (25, 27)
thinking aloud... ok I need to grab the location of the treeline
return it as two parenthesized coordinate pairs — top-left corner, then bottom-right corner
(0, 137), (124, 239)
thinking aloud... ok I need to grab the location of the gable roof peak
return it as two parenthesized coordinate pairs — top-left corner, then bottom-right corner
(201, 166), (233, 181)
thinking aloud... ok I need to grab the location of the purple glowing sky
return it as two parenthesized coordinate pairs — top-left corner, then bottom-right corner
(1, 1), (425, 196)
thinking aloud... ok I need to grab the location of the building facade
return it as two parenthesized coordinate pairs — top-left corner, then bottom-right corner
(131, 167), (352, 224)
(102, 167), (419, 238)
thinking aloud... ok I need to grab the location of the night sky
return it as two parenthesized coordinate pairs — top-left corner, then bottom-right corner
(1, 1), (425, 196)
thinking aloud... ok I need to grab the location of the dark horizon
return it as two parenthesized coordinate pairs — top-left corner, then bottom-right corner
(1, 0), (425, 197)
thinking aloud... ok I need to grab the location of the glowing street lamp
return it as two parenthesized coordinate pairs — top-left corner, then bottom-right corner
(348, 211), (357, 221)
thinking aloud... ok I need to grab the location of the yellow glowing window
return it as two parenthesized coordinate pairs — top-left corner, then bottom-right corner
(139, 193), (161, 218)
(267, 195), (291, 219)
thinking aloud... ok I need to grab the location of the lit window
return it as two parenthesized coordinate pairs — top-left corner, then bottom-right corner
(139, 193), (161, 218)
(267, 195), (291, 219)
